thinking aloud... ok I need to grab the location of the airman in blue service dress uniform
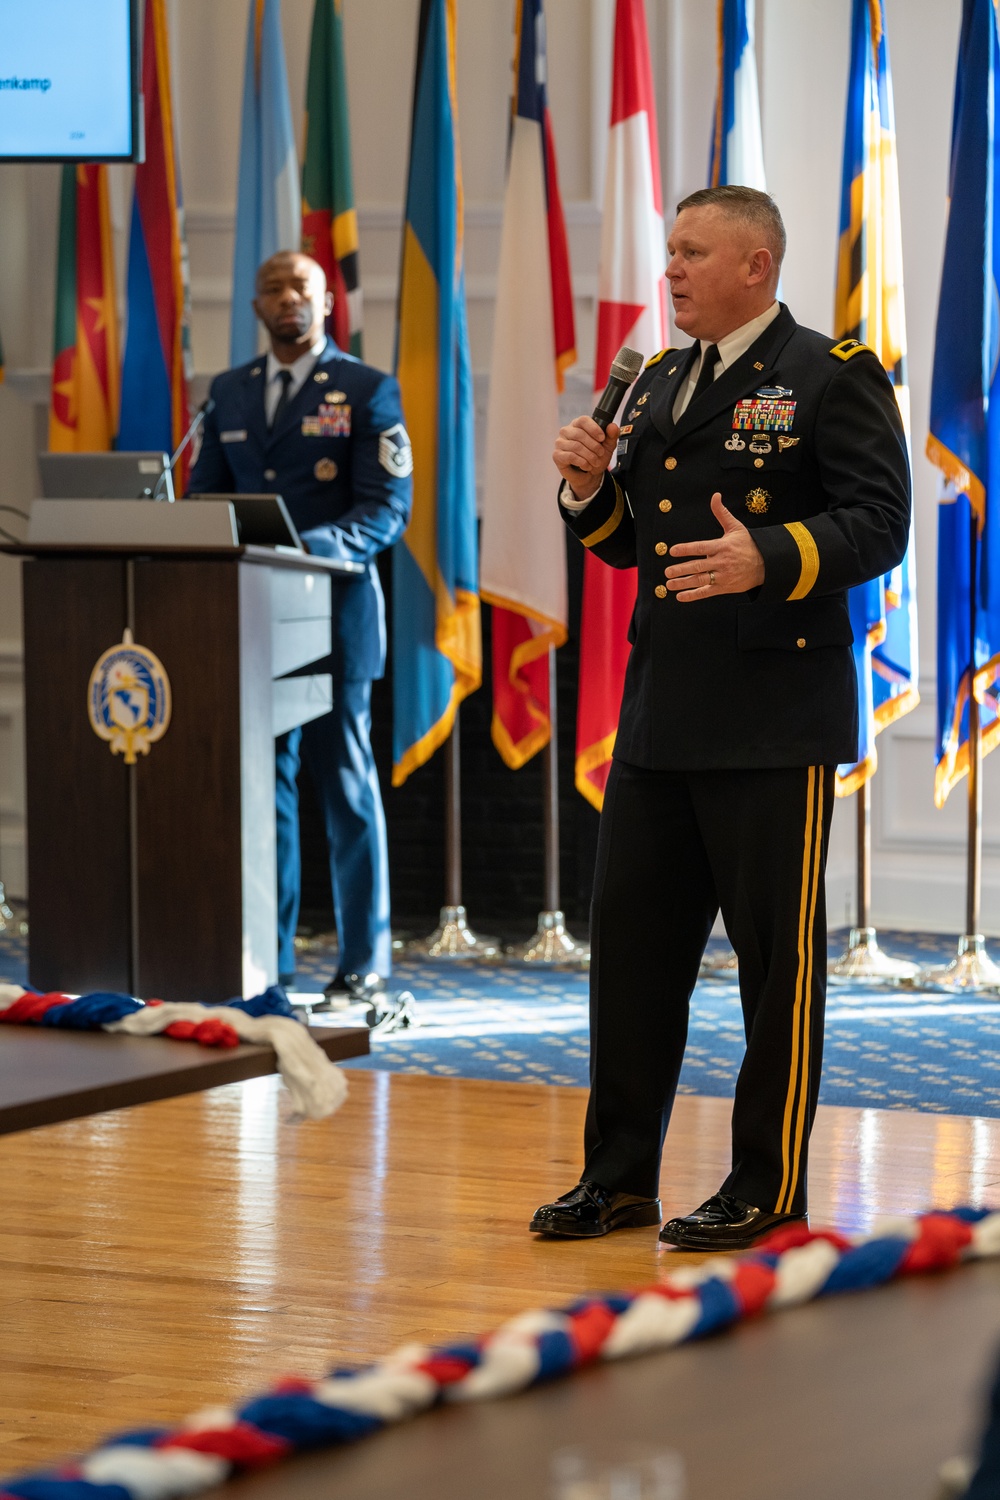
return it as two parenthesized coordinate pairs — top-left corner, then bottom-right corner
(189, 251), (411, 996)
(531, 186), (910, 1250)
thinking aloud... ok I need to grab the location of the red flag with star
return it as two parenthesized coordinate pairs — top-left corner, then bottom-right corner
(49, 164), (119, 452)
(575, 0), (667, 809)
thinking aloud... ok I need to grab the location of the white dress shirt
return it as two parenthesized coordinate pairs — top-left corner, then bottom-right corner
(562, 301), (781, 512)
(264, 336), (327, 425)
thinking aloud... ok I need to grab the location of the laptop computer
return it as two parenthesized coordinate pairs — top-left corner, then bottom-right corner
(189, 495), (366, 573)
(189, 493), (304, 550)
(38, 451), (175, 501)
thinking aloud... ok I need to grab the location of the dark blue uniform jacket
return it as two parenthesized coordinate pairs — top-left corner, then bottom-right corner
(189, 337), (412, 682)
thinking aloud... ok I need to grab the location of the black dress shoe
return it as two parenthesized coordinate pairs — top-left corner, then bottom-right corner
(530, 1181), (662, 1238)
(323, 971), (385, 1002)
(658, 1192), (806, 1251)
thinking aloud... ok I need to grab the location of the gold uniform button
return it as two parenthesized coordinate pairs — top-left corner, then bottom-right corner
(664, 456), (677, 470)
(655, 542), (668, 555)
(754, 457), (764, 468)
(796, 637), (806, 649)
(659, 498), (672, 512)
(654, 585), (668, 599)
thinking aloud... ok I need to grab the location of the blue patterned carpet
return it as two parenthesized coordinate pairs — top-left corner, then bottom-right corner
(4, 926), (1000, 1117)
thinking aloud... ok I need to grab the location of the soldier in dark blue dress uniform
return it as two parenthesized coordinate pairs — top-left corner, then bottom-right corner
(189, 251), (412, 997)
(531, 187), (911, 1250)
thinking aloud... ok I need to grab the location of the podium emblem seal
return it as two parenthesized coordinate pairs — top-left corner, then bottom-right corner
(87, 629), (171, 765)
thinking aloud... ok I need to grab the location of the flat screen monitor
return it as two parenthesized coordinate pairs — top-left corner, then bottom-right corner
(38, 452), (174, 501)
(0, 0), (141, 163)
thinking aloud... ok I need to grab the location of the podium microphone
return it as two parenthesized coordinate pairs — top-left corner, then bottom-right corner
(152, 397), (216, 500)
(592, 345), (645, 431)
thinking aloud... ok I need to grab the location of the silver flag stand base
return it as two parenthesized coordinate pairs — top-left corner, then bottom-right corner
(829, 927), (920, 984)
(0, 881), (23, 936)
(911, 933), (1000, 995)
(407, 905), (500, 959)
(701, 947), (738, 976)
(504, 911), (589, 965)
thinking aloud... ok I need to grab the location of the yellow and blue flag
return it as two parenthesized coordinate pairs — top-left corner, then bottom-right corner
(709, 0), (765, 190)
(391, 0), (480, 787)
(928, 0), (1000, 806)
(834, 0), (919, 796)
(231, 0), (301, 366)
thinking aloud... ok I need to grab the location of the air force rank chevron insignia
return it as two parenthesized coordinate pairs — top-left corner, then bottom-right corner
(378, 423), (413, 478)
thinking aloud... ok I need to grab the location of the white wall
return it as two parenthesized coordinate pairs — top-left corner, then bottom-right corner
(0, 0), (987, 936)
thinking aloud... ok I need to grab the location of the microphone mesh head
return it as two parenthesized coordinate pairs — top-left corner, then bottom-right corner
(610, 345), (645, 383)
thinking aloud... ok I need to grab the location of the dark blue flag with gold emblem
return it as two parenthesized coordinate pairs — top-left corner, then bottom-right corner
(927, 0), (1000, 806)
(834, 0), (918, 797)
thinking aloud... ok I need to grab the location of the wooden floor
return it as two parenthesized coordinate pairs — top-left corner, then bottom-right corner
(2, 1070), (1000, 1475)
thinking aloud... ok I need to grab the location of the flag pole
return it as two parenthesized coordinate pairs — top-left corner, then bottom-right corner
(407, 710), (499, 959)
(918, 505), (1000, 992)
(830, 781), (918, 982)
(505, 650), (589, 964)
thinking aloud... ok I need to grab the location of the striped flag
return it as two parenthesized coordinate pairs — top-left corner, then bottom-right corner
(927, 0), (1000, 806)
(49, 164), (119, 452)
(118, 0), (192, 483)
(833, 0), (919, 797)
(576, 0), (667, 810)
(301, 0), (362, 357)
(709, 0), (765, 189)
(391, 0), (480, 787)
(480, 0), (576, 769)
(230, 0), (301, 366)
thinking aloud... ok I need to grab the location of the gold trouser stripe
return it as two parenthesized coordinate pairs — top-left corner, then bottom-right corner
(785, 521), (820, 599)
(785, 766), (825, 1211)
(776, 766), (824, 1213)
(580, 478), (625, 548)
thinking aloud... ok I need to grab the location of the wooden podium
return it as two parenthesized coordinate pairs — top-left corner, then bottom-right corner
(10, 499), (361, 1002)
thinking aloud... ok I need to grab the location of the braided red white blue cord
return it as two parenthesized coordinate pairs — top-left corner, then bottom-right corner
(2, 1208), (997, 1498)
(0, 983), (346, 1120)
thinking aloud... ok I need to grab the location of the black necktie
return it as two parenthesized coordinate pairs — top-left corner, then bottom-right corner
(690, 343), (720, 404)
(270, 368), (293, 429)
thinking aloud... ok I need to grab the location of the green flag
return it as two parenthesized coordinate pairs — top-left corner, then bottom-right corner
(301, 0), (362, 355)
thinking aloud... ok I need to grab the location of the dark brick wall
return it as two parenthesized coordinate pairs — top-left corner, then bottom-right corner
(298, 531), (602, 936)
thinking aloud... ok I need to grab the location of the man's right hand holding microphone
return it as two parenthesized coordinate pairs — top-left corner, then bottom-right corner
(553, 416), (619, 503)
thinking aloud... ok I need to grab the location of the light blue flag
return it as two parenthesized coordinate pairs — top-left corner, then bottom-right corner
(927, 0), (1000, 806)
(391, 0), (480, 786)
(834, 0), (919, 794)
(709, 0), (765, 190)
(230, 0), (301, 367)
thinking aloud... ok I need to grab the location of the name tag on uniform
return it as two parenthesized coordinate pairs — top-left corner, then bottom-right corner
(302, 404), (351, 438)
(220, 429), (247, 443)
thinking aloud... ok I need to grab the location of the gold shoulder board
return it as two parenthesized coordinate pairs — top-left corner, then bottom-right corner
(829, 338), (874, 361)
(644, 348), (675, 369)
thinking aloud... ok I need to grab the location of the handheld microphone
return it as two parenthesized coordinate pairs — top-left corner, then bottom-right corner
(592, 345), (645, 430)
(565, 345), (645, 491)
(152, 397), (216, 500)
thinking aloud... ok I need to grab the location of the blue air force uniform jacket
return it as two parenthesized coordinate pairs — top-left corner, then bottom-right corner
(189, 338), (412, 683)
(560, 305), (911, 770)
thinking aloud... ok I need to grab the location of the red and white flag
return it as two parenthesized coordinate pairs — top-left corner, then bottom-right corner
(576, 0), (667, 809)
(481, 0), (576, 768)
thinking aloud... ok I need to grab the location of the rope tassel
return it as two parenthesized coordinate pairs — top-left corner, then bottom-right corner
(2, 1208), (996, 1498)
